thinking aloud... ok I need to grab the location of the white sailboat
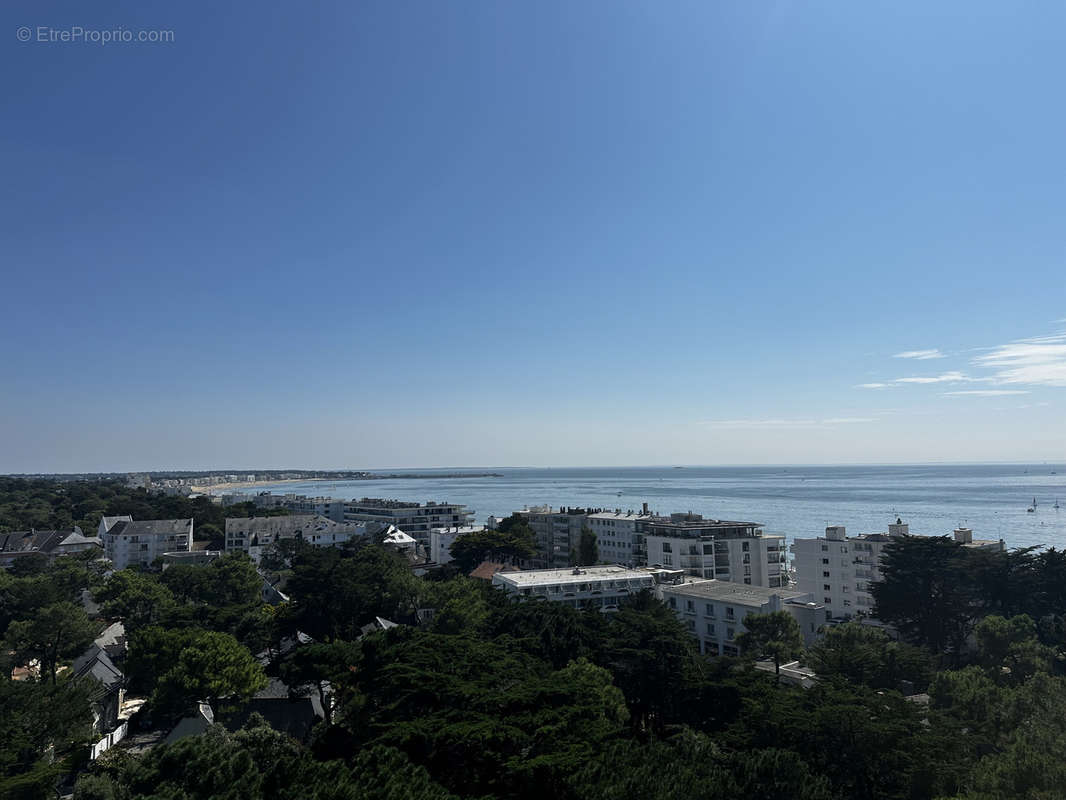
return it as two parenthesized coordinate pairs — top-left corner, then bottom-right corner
(1027, 497), (1037, 512)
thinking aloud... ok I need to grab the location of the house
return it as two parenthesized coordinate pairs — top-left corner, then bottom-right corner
(72, 644), (125, 736)
(491, 565), (670, 610)
(99, 517), (193, 569)
(224, 514), (367, 562)
(0, 527), (102, 567)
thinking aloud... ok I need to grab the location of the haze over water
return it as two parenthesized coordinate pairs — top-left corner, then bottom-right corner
(231, 464), (1066, 552)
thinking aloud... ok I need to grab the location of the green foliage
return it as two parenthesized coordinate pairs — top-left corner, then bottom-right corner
(95, 570), (176, 631)
(734, 610), (803, 676)
(75, 720), (458, 800)
(973, 614), (1054, 684)
(0, 678), (93, 782)
(576, 525), (598, 567)
(4, 601), (99, 684)
(286, 544), (418, 641)
(160, 553), (261, 607)
(807, 622), (933, 690)
(448, 525), (536, 574)
(150, 630), (268, 715)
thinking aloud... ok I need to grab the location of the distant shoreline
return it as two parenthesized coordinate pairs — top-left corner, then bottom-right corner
(199, 472), (504, 495)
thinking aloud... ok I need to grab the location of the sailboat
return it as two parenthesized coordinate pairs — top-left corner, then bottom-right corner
(1055, 500), (1061, 510)
(1027, 497), (1037, 513)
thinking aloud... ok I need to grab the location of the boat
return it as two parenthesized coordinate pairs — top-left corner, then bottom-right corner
(616, 491), (623, 496)
(1027, 497), (1037, 513)
(1055, 500), (1061, 510)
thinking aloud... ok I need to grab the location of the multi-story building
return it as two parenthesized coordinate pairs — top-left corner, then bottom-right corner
(98, 517), (193, 569)
(343, 499), (474, 545)
(587, 506), (656, 566)
(791, 519), (1004, 620)
(643, 513), (788, 588)
(514, 506), (598, 569)
(248, 493), (347, 522)
(224, 514), (366, 560)
(429, 525), (484, 565)
(660, 580), (827, 656)
(491, 564), (669, 609)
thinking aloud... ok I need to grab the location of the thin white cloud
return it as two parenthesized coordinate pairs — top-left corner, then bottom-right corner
(893, 349), (945, 360)
(856, 383), (889, 389)
(894, 371), (980, 385)
(942, 390), (1030, 397)
(703, 417), (876, 428)
(972, 333), (1066, 387)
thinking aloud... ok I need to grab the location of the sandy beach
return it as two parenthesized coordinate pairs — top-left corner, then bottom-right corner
(193, 478), (325, 495)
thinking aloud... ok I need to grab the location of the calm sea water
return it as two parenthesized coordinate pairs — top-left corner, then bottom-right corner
(228, 465), (1066, 552)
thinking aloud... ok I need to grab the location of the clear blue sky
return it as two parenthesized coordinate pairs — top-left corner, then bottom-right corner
(2, 1), (1064, 471)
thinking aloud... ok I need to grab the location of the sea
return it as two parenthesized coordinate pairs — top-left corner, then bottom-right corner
(224, 464), (1066, 552)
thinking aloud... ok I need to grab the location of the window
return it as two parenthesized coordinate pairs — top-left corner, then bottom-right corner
(742, 541), (749, 552)
(726, 627), (735, 640)
(668, 597), (676, 609)
(663, 554), (673, 566)
(822, 558), (829, 564)
(705, 603), (715, 617)
(823, 571), (830, 577)
(687, 619), (695, 630)
(686, 599), (694, 612)
(824, 597), (832, 604)
(821, 545), (828, 551)
(726, 606), (734, 618)
(706, 622), (715, 635)
(823, 584), (831, 591)
(662, 542), (672, 553)
(743, 577), (751, 584)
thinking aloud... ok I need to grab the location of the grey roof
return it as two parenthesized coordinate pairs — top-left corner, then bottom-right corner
(0, 530), (68, 555)
(108, 518), (192, 538)
(664, 579), (810, 607)
(100, 515), (133, 532)
(72, 644), (124, 692)
(94, 621), (127, 657)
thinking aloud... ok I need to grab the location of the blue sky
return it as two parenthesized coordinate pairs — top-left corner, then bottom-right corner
(2, 1), (1064, 471)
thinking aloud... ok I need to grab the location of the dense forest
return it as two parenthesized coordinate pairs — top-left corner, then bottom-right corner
(2, 479), (1066, 799)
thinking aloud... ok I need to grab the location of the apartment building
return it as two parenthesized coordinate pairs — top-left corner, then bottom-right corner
(643, 513), (788, 588)
(98, 516), (193, 569)
(343, 499), (474, 545)
(791, 519), (1004, 620)
(514, 506), (598, 569)
(587, 505), (656, 566)
(660, 580), (827, 656)
(248, 493), (347, 522)
(224, 514), (366, 560)
(491, 564), (668, 609)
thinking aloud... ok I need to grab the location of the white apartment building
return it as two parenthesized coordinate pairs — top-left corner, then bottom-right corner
(224, 514), (366, 561)
(98, 516), (193, 569)
(429, 525), (484, 565)
(491, 564), (666, 609)
(344, 499), (474, 545)
(660, 580), (827, 657)
(643, 513), (788, 588)
(587, 506), (656, 566)
(791, 519), (1004, 620)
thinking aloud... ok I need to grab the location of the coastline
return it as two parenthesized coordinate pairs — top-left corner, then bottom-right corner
(194, 478), (325, 495)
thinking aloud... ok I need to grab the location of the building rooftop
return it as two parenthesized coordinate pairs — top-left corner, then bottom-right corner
(430, 525), (484, 535)
(108, 518), (192, 538)
(663, 579), (811, 607)
(495, 565), (658, 587)
(588, 511), (656, 520)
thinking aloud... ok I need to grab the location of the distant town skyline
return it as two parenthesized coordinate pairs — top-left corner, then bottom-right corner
(2, 2), (1064, 472)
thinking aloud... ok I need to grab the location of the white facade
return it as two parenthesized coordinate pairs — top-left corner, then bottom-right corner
(587, 510), (655, 566)
(251, 493), (347, 522)
(661, 580), (827, 656)
(492, 565), (661, 609)
(225, 514), (365, 561)
(641, 514), (787, 588)
(99, 517), (193, 570)
(430, 525), (484, 565)
(791, 520), (1004, 620)
(514, 506), (592, 569)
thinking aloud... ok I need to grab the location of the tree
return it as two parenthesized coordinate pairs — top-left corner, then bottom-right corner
(152, 630), (268, 714)
(277, 641), (360, 722)
(974, 614), (1053, 685)
(576, 525), (598, 566)
(448, 528), (536, 574)
(871, 535), (986, 659)
(807, 622), (932, 690)
(5, 602), (98, 684)
(734, 611), (803, 677)
(0, 678), (93, 789)
(95, 569), (175, 631)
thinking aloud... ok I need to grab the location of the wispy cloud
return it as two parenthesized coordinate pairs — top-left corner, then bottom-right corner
(971, 333), (1066, 387)
(894, 371), (980, 385)
(856, 383), (889, 389)
(893, 349), (945, 360)
(942, 390), (1030, 397)
(703, 417), (876, 428)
